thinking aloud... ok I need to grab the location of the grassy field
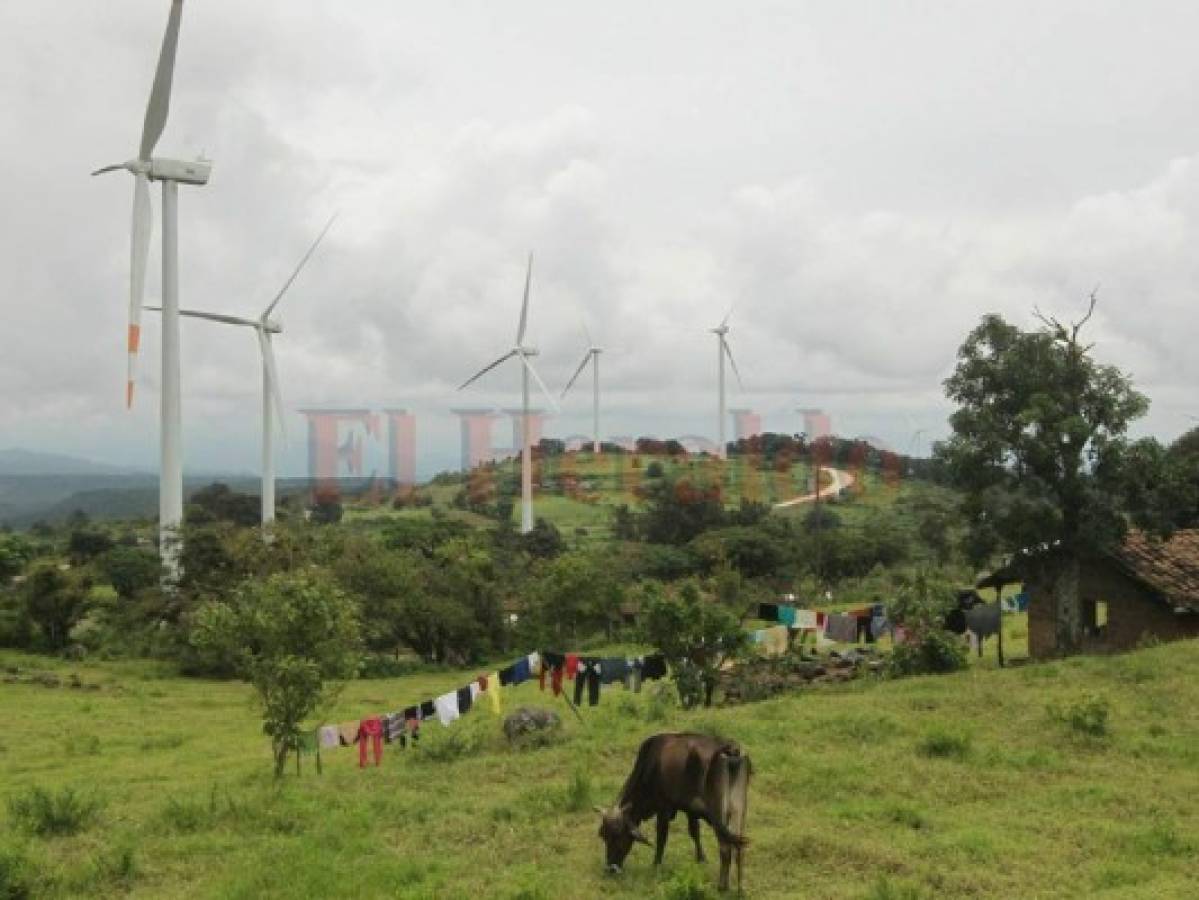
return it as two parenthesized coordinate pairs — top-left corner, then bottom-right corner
(3, 638), (1198, 898)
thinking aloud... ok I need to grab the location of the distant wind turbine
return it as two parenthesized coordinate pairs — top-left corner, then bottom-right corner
(146, 216), (336, 528)
(711, 307), (744, 459)
(561, 313), (603, 455)
(459, 254), (558, 533)
(92, 0), (210, 579)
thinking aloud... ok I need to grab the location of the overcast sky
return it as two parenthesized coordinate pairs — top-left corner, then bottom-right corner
(3, 0), (1199, 477)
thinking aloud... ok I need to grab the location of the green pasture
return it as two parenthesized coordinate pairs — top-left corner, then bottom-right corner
(3, 638), (1198, 898)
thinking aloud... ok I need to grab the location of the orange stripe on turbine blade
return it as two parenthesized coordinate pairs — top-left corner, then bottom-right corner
(127, 324), (141, 354)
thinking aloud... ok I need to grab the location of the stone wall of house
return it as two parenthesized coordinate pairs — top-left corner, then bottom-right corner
(1027, 560), (1199, 658)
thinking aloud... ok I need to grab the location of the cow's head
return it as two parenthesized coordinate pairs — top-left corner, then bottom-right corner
(595, 804), (650, 874)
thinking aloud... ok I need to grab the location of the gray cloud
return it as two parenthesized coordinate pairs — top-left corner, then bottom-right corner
(3, 0), (1198, 477)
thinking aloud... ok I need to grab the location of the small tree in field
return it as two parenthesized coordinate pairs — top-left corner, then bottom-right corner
(190, 572), (360, 776)
(641, 580), (748, 708)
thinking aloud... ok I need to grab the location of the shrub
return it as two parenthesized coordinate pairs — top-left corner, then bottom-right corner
(8, 786), (103, 837)
(887, 629), (968, 677)
(0, 844), (33, 900)
(916, 727), (972, 760)
(1047, 694), (1110, 738)
(420, 727), (485, 764)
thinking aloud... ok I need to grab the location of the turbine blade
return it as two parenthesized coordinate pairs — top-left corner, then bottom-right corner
(126, 173), (152, 408)
(516, 252), (533, 345)
(258, 329), (287, 443)
(458, 350), (516, 390)
(140, 0), (183, 161)
(262, 212), (338, 320)
(91, 164), (125, 176)
(723, 337), (744, 391)
(520, 353), (559, 412)
(145, 306), (260, 327)
(720, 301), (737, 329)
(561, 351), (591, 397)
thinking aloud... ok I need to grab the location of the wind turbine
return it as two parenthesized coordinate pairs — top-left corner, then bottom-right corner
(459, 253), (558, 534)
(146, 216), (336, 528)
(92, 0), (210, 579)
(711, 307), (744, 459)
(561, 315), (603, 455)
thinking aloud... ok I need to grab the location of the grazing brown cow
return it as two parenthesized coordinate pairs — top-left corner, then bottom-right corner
(596, 732), (751, 892)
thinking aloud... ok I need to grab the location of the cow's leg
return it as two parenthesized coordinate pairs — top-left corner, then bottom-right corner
(653, 812), (671, 866)
(687, 814), (706, 862)
(718, 840), (732, 892)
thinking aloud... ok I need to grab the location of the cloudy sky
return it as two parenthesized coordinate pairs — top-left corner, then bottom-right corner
(3, 0), (1199, 478)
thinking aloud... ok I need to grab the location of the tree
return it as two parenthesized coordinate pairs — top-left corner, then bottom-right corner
(67, 528), (114, 563)
(98, 546), (162, 599)
(189, 572), (360, 776)
(520, 518), (565, 559)
(520, 551), (624, 645)
(0, 533), (34, 580)
(187, 483), (261, 527)
(641, 475), (726, 545)
(938, 299), (1148, 653)
(641, 580), (748, 708)
(23, 562), (92, 651)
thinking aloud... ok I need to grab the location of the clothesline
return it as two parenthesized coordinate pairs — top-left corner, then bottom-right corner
(316, 648), (669, 769)
(754, 601), (894, 650)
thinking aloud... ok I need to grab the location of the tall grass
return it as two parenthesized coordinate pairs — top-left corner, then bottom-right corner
(7, 786), (103, 837)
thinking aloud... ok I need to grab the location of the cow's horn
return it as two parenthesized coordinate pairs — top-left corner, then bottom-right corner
(593, 806), (607, 816)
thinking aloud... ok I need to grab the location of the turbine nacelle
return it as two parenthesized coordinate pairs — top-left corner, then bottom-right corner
(92, 156), (212, 186)
(517, 345), (539, 358)
(711, 325), (730, 336)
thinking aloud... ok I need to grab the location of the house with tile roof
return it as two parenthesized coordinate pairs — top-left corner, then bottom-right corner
(980, 530), (1199, 658)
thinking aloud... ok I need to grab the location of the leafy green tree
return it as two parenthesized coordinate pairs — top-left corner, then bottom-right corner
(689, 525), (787, 579)
(23, 562), (92, 651)
(520, 517), (565, 559)
(641, 475), (726, 545)
(641, 580), (748, 708)
(332, 538), (426, 655)
(520, 551), (624, 645)
(98, 546), (161, 599)
(938, 302), (1148, 652)
(67, 528), (114, 563)
(190, 572), (360, 776)
(0, 533), (34, 580)
(187, 482), (261, 527)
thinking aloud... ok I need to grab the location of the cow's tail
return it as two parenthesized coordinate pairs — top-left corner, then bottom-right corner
(723, 751), (751, 895)
(714, 748), (751, 849)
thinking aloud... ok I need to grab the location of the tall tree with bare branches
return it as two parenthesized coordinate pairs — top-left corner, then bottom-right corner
(938, 293), (1149, 653)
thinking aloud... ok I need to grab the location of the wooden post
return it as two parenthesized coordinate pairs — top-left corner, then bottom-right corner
(996, 584), (1006, 669)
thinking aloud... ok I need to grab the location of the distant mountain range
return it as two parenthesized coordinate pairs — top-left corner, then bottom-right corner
(0, 448), (148, 477)
(0, 448), (263, 527)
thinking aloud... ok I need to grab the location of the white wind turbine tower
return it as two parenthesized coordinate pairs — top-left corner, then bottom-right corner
(459, 254), (558, 534)
(146, 216), (336, 528)
(561, 315), (603, 455)
(711, 307), (744, 459)
(92, 0), (210, 578)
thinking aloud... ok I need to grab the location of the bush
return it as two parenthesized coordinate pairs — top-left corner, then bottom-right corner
(916, 727), (972, 760)
(1047, 694), (1110, 738)
(887, 629), (968, 677)
(0, 844), (34, 900)
(8, 786), (103, 836)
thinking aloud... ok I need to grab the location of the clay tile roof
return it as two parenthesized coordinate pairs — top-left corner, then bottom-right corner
(1110, 530), (1199, 612)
